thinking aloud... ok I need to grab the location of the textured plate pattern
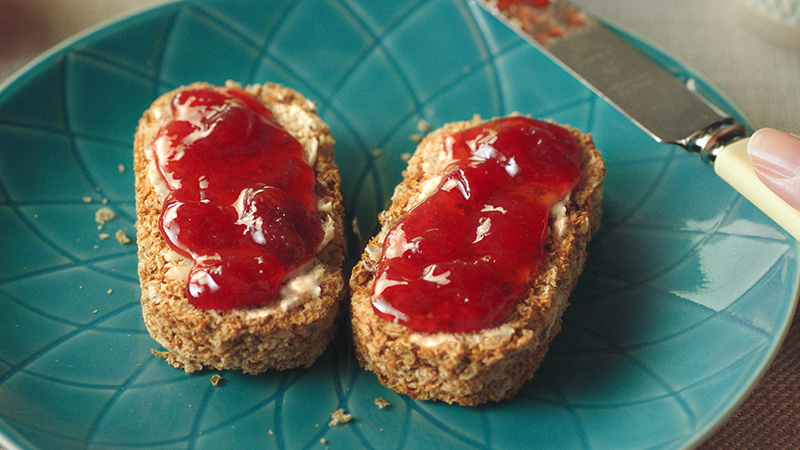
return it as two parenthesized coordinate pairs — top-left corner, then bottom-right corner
(0, 1), (797, 449)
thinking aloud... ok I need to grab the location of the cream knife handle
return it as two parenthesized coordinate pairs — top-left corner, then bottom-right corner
(714, 136), (800, 240)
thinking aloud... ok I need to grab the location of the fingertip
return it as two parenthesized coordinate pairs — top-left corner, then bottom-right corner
(747, 128), (800, 180)
(746, 128), (800, 211)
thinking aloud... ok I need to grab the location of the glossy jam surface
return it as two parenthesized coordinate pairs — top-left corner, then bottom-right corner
(371, 117), (581, 333)
(154, 87), (322, 310)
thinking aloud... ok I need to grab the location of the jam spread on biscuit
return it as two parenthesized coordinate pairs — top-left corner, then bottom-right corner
(371, 117), (581, 333)
(153, 86), (322, 310)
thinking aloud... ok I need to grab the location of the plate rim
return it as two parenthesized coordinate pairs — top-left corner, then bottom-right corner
(0, 1), (798, 449)
(0, 0), (181, 98)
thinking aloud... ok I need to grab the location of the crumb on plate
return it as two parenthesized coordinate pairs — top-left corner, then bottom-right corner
(95, 207), (115, 226)
(373, 398), (391, 409)
(328, 408), (352, 426)
(115, 229), (131, 244)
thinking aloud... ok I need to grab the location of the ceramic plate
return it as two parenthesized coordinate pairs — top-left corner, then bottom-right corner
(0, 1), (797, 449)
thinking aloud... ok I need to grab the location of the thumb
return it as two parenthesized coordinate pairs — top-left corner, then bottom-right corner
(747, 128), (800, 211)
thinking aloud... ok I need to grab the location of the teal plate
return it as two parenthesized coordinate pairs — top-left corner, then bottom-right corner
(0, 1), (797, 449)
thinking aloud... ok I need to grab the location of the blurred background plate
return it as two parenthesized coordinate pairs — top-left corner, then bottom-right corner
(0, 1), (797, 449)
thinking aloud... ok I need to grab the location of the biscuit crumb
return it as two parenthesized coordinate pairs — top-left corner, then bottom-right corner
(115, 229), (131, 244)
(268, 429), (274, 435)
(328, 408), (352, 426)
(409, 134), (424, 142)
(83, 196), (92, 203)
(210, 374), (224, 386)
(351, 217), (362, 243)
(400, 152), (412, 162)
(416, 118), (430, 133)
(107, 289), (113, 295)
(99, 233), (110, 240)
(95, 207), (115, 226)
(320, 438), (327, 445)
(118, 164), (126, 173)
(372, 148), (382, 157)
(373, 398), (391, 409)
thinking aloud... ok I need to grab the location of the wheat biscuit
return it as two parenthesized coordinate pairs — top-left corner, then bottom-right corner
(134, 81), (345, 374)
(349, 115), (604, 405)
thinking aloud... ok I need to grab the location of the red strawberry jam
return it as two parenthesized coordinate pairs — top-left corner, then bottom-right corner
(153, 86), (322, 310)
(494, 0), (586, 46)
(497, 0), (549, 9)
(371, 117), (581, 333)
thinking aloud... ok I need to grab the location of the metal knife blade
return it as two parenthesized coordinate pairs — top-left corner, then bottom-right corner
(475, 0), (800, 239)
(476, 0), (744, 158)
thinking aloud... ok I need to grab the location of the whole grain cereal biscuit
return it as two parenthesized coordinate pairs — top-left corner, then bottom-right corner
(134, 81), (345, 374)
(349, 115), (604, 405)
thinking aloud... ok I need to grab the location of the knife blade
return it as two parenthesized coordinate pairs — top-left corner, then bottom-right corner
(475, 0), (800, 240)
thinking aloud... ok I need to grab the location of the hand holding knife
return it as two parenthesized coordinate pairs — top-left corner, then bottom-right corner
(477, 0), (800, 240)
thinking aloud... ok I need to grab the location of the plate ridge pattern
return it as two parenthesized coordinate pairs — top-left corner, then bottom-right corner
(0, 1), (797, 450)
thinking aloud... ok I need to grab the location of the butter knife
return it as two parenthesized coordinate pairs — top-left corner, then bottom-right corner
(476, 0), (800, 239)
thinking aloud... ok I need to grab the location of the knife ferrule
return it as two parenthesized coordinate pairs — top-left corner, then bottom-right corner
(680, 119), (750, 165)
